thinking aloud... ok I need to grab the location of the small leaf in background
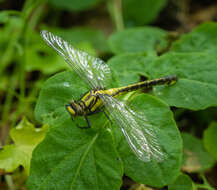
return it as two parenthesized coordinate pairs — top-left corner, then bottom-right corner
(108, 27), (167, 54)
(0, 117), (48, 174)
(145, 52), (217, 110)
(27, 120), (123, 190)
(49, 0), (104, 11)
(115, 94), (182, 187)
(203, 122), (217, 160)
(182, 133), (215, 173)
(24, 31), (67, 74)
(172, 22), (217, 56)
(0, 11), (10, 24)
(123, 0), (168, 26)
(168, 173), (193, 190)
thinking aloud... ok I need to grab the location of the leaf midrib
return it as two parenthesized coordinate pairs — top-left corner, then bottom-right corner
(70, 132), (99, 190)
(36, 132), (99, 190)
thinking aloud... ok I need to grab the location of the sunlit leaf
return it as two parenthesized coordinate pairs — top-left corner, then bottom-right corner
(0, 117), (48, 174)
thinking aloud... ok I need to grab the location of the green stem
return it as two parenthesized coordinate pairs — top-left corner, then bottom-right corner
(1, 0), (46, 127)
(1, 67), (19, 126)
(194, 173), (215, 190)
(195, 184), (215, 190)
(0, 30), (22, 76)
(5, 175), (15, 190)
(108, 0), (124, 31)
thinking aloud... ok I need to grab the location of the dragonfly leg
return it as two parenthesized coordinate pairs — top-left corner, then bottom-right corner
(85, 115), (91, 128)
(102, 110), (113, 125)
(89, 108), (113, 125)
(76, 115), (91, 129)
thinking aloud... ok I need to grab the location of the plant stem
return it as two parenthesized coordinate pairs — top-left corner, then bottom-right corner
(5, 175), (15, 190)
(1, 72), (18, 126)
(108, 0), (124, 31)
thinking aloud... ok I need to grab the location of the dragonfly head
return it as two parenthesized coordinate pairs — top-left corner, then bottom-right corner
(65, 101), (81, 116)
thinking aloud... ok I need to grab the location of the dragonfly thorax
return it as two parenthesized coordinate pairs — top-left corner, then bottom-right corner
(65, 101), (84, 116)
(65, 90), (105, 117)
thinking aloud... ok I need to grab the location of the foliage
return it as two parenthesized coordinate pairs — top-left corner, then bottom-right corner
(0, 118), (48, 175)
(0, 0), (217, 190)
(203, 122), (217, 160)
(182, 133), (215, 173)
(168, 173), (193, 190)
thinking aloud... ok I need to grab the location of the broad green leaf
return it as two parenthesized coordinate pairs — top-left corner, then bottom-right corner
(108, 27), (167, 54)
(172, 22), (217, 55)
(108, 53), (156, 86)
(27, 120), (123, 190)
(34, 69), (182, 187)
(113, 94), (182, 187)
(0, 117), (48, 174)
(182, 133), (215, 173)
(168, 173), (193, 190)
(123, 0), (168, 25)
(145, 52), (217, 110)
(49, 0), (104, 11)
(203, 122), (217, 160)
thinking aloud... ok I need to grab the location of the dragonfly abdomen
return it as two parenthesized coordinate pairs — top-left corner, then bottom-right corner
(115, 75), (178, 95)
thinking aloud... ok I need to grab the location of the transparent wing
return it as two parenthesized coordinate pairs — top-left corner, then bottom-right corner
(40, 30), (111, 89)
(100, 95), (164, 162)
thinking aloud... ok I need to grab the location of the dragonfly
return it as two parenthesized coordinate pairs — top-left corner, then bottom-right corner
(40, 30), (178, 162)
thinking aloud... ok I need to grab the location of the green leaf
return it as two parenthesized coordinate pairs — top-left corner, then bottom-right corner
(0, 117), (48, 174)
(172, 22), (217, 55)
(114, 94), (182, 187)
(0, 11), (10, 23)
(24, 31), (68, 74)
(203, 122), (217, 160)
(146, 52), (217, 110)
(108, 27), (167, 54)
(168, 173), (193, 190)
(182, 133), (215, 173)
(49, 0), (104, 11)
(27, 120), (123, 190)
(108, 53), (156, 86)
(34, 68), (182, 187)
(123, 0), (168, 25)
(34, 71), (90, 126)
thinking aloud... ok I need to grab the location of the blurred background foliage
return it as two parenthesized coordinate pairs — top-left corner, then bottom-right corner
(0, 0), (217, 189)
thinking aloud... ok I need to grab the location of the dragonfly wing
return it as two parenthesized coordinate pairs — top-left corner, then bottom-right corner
(40, 30), (111, 89)
(100, 95), (164, 162)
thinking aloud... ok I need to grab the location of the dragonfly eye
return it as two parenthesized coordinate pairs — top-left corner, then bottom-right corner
(65, 103), (77, 116)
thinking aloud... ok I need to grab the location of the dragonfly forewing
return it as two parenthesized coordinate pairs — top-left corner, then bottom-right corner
(40, 30), (111, 89)
(100, 94), (164, 162)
